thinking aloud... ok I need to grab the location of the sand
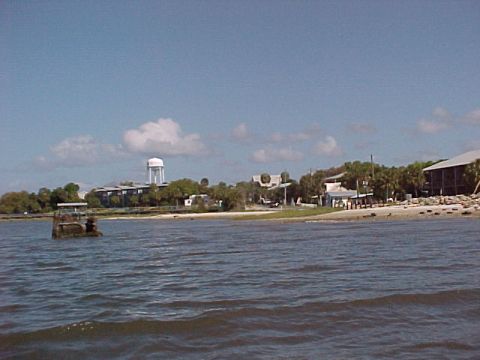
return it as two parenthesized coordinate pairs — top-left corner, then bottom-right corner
(102, 204), (480, 222)
(292, 204), (480, 222)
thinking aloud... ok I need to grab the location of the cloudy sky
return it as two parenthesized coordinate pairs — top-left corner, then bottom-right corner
(1, 1), (479, 194)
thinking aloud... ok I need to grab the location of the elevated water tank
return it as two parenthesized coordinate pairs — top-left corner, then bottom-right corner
(147, 157), (165, 185)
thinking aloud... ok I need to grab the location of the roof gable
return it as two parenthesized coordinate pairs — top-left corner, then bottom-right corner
(423, 149), (480, 171)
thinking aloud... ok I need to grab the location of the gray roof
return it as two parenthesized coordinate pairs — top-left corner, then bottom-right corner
(423, 149), (480, 171)
(326, 190), (358, 197)
(350, 192), (374, 199)
(324, 172), (346, 182)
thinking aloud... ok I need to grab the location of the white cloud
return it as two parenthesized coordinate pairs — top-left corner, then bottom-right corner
(267, 123), (322, 144)
(288, 123), (322, 142)
(432, 107), (452, 119)
(250, 147), (304, 163)
(34, 135), (124, 170)
(416, 118), (450, 134)
(231, 122), (251, 142)
(123, 118), (208, 156)
(346, 122), (376, 134)
(288, 131), (312, 142)
(312, 136), (343, 156)
(416, 107), (453, 134)
(462, 108), (480, 125)
(269, 132), (284, 142)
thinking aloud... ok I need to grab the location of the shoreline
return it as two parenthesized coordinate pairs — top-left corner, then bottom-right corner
(2, 204), (479, 223)
(277, 204), (480, 223)
(102, 204), (480, 222)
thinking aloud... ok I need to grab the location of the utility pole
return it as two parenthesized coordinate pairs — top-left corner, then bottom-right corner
(371, 154), (374, 179)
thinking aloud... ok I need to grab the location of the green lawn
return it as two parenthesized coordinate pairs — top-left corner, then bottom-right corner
(237, 207), (342, 220)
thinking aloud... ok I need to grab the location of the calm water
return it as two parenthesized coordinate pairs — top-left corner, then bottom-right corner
(1, 218), (479, 359)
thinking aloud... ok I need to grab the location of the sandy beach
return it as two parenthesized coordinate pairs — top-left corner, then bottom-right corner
(103, 203), (480, 222)
(296, 204), (480, 222)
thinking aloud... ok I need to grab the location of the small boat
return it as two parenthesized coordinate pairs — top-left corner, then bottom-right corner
(52, 203), (103, 239)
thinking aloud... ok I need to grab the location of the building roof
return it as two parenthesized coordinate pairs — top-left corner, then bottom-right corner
(423, 149), (480, 171)
(350, 192), (374, 199)
(326, 190), (357, 198)
(324, 172), (346, 182)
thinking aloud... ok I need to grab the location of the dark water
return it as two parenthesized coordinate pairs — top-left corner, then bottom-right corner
(1, 218), (479, 359)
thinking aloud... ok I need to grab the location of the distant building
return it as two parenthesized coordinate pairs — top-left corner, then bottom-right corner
(325, 182), (357, 207)
(252, 174), (282, 189)
(423, 149), (480, 196)
(184, 194), (209, 207)
(323, 174), (357, 207)
(94, 157), (168, 207)
(77, 191), (88, 200)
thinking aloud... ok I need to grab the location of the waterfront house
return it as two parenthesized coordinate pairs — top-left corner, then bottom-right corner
(423, 149), (480, 196)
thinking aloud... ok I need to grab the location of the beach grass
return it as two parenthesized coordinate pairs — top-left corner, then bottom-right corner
(236, 207), (341, 220)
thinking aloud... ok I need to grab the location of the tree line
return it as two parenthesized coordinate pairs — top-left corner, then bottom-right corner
(1, 159), (479, 214)
(0, 183), (81, 214)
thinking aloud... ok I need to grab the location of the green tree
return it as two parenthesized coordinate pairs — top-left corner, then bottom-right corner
(342, 161), (372, 191)
(129, 195), (139, 207)
(235, 181), (258, 206)
(464, 159), (480, 194)
(0, 191), (40, 214)
(372, 167), (401, 201)
(400, 162), (430, 197)
(63, 183), (80, 202)
(280, 171), (290, 183)
(85, 191), (102, 208)
(139, 193), (150, 206)
(110, 195), (121, 208)
(299, 170), (325, 203)
(50, 187), (69, 208)
(37, 187), (52, 211)
(148, 184), (160, 206)
(210, 182), (242, 210)
(165, 179), (199, 206)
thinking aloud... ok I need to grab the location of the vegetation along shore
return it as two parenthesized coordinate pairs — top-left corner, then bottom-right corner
(1, 158), (479, 223)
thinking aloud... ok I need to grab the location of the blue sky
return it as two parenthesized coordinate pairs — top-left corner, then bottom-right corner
(1, 0), (479, 194)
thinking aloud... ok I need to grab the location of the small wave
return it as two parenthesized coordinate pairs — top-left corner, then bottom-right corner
(0, 315), (232, 348)
(80, 294), (144, 307)
(36, 261), (67, 267)
(187, 288), (480, 320)
(163, 298), (264, 309)
(412, 341), (475, 351)
(347, 288), (480, 308)
(0, 304), (26, 313)
(289, 264), (337, 273)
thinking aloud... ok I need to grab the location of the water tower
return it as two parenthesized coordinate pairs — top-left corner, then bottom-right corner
(147, 158), (165, 185)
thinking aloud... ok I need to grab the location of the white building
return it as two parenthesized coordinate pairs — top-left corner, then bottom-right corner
(324, 173), (357, 207)
(184, 194), (209, 207)
(325, 182), (357, 207)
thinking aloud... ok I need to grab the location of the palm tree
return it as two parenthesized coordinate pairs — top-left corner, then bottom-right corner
(464, 159), (480, 194)
(260, 173), (271, 185)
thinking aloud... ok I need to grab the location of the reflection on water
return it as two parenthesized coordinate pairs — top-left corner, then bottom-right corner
(1, 218), (479, 358)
